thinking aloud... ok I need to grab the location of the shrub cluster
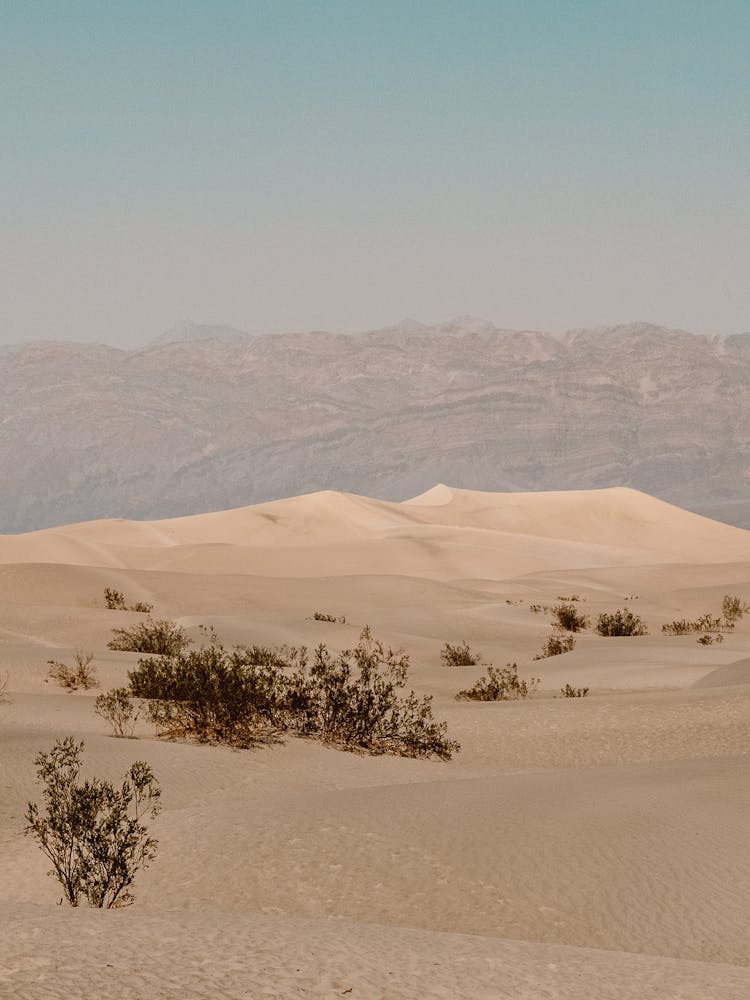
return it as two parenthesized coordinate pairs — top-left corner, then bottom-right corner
(534, 633), (576, 659)
(456, 663), (539, 701)
(552, 603), (589, 632)
(596, 609), (648, 636)
(108, 619), (191, 656)
(24, 737), (160, 908)
(560, 683), (589, 698)
(440, 641), (480, 667)
(104, 588), (153, 614)
(311, 611), (346, 623)
(128, 627), (459, 760)
(47, 650), (98, 690)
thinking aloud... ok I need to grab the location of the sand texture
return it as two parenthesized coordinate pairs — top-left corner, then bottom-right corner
(1, 485), (749, 998)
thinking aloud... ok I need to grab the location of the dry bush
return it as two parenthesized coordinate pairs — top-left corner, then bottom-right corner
(556, 594), (584, 602)
(560, 683), (589, 698)
(311, 611), (346, 623)
(128, 627), (459, 760)
(456, 663), (539, 701)
(0, 670), (8, 702)
(95, 688), (141, 738)
(697, 633), (723, 645)
(662, 613), (725, 636)
(104, 587), (153, 614)
(25, 737), (160, 908)
(534, 632), (576, 659)
(108, 618), (191, 655)
(722, 594), (749, 626)
(440, 640), (480, 667)
(47, 650), (98, 690)
(552, 603), (589, 632)
(596, 609), (648, 636)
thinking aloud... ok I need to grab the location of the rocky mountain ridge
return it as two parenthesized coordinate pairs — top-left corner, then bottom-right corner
(1, 319), (749, 532)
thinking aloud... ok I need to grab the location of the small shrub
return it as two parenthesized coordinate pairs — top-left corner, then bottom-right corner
(47, 650), (98, 690)
(722, 594), (749, 627)
(24, 737), (160, 908)
(596, 609), (648, 637)
(311, 611), (346, 623)
(104, 588), (127, 610)
(95, 688), (141, 738)
(534, 632), (576, 659)
(440, 640), (480, 667)
(529, 604), (543, 614)
(697, 633), (723, 645)
(556, 594), (584, 602)
(104, 588), (154, 614)
(108, 618), (191, 656)
(552, 603), (589, 632)
(560, 683), (589, 698)
(456, 663), (539, 701)
(0, 670), (8, 702)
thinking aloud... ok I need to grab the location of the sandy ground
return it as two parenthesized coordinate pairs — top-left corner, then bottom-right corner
(1, 485), (749, 999)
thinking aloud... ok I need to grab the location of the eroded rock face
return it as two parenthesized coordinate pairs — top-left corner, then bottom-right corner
(1, 320), (749, 531)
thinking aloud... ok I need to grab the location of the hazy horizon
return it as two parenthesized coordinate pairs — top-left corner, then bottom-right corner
(2, 1), (748, 347)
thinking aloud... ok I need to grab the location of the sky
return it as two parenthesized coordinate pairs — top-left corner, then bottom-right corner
(1, 1), (748, 346)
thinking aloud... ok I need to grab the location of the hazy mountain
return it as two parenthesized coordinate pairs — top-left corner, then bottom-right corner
(1, 319), (749, 532)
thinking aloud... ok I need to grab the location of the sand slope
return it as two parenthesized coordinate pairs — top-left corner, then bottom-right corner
(1, 485), (749, 998)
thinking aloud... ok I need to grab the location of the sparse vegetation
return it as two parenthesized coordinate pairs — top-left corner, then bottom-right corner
(440, 640), (480, 667)
(722, 594), (749, 626)
(128, 627), (459, 760)
(108, 618), (191, 656)
(552, 603), (589, 632)
(24, 737), (160, 908)
(596, 609), (648, 637)
(560, 683), (589, 698)
(662, 613), (725, 636)
(534, 632), (576, 658)
(0, 670), (8, 702)
(46, 650), (98, 690)
(311, 611), (346, 623)
(456, 663), (539, 701)
(556, 594), (584, 602)
(95, 688), (141, 738)
(697, 633), (723, 645)
(104, 588), (153, 614)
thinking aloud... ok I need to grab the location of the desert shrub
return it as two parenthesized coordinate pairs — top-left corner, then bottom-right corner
(534, 632), (576, 659)
(556, 594), (584, 602)
(552, 603), (589, 632)
(0, 670), (8, 702)
(129, 642), (292, 747)
(722, 594), (749, 627)
(108, 618), (191, 655)
(311, 611), (346, 623)
(129, 628), (459, 760)
(47, 650), (98, 690)
(440, 640), (480, 667)
(662, 613), (726, 636)
(104, 588), (127, 610)
(95, 688), (141, 738)
(456, 663), (539, 701)
(596, 609), (648, 637)
(104, 588), (153, 614)
(697, 633), (723, 645)
(560, 683), (589, 698)
(24, 737), (160, 908)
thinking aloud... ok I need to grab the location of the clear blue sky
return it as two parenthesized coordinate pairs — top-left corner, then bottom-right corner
(1, 1), (748, 344)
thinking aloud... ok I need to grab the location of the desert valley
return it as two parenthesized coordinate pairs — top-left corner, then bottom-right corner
(1, 483), (749, 998)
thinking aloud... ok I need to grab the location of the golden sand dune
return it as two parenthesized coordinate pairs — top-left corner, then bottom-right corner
(1, 485), (749, 998)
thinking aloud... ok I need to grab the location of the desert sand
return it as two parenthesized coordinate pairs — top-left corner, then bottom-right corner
(1, 484), (749, 999)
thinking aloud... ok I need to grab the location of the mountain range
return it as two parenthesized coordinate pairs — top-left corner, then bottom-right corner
(1, 318), (749, 532)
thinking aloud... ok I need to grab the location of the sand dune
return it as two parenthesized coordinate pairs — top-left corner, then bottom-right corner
(1, 485), (749, 998)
